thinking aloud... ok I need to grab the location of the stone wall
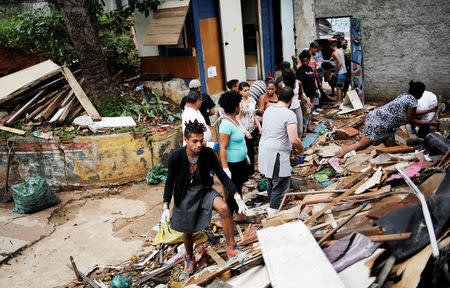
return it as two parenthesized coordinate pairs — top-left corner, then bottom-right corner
(294, 0), (450, 101)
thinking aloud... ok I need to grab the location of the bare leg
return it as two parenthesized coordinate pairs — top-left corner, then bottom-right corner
(183, 233), (194, 258)
(335, 135), (372, 158)
(213, 196), (235, 247)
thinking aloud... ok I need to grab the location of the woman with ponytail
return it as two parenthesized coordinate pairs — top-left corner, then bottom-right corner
(332, 80), (439, 159)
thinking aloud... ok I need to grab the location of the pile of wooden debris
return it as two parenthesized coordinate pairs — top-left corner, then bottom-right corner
(0, 60), (101, 135)
(63, 103), (449, 288)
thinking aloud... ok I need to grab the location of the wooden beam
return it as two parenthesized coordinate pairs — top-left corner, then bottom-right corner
(39, 89), (68, 121)
(321, 232), (412, 246)
(58, 97), (76, 123)
(376, 145), (414, 154)
(6, 90), (45, 124)
(0, 60), (61, 105)
(25, 93), (58, 121)
(305, 169), (374, 225)
(60, 66), (101, 121)
(0, 125), (26, 135)
(207, 247), (226, 265)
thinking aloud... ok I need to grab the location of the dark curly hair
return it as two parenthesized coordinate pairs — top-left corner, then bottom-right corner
(408, 80), (426, 96)
(184, 119), (206, 139)
(219, 90), (242, 114)
(299, 49), (311, 60)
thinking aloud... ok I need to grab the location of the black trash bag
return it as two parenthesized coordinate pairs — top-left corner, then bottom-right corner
(376, 168), (450, 261)
(11, 176), (60, 214)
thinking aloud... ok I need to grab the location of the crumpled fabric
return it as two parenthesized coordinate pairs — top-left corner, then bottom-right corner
(322, 232), (381, 272)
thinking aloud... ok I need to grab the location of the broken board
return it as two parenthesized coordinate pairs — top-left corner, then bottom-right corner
(257, 220), (345, 288)
(0, 60), (61, 105)
(337, 90), (364, 115)
(60, 66), (101, 121)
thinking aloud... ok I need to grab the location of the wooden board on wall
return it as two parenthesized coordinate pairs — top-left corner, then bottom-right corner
(140, 56), (199, 79)
(144, 6), (189, 46)
(199, 17), (225, 95)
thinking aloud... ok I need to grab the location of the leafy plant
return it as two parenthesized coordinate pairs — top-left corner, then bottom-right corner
(98, 88), (179, 122)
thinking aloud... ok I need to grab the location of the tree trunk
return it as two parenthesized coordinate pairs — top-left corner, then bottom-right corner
(57, 0), (117, 105)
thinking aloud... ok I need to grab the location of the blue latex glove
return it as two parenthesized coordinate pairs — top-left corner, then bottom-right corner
(206, 141), (220, 151)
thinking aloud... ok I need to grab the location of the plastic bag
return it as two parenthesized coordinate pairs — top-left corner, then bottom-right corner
(152, 222), (207, 245)
(11, 176), (60, 214)
(146, 163), (168, 185)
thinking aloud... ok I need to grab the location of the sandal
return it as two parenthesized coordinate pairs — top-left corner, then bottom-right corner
(226, 243), (245, 259)
(184, 254), (195, 274)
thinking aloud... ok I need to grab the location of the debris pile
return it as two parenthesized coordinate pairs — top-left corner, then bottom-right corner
(0, 60), (101, 135)
(64, 101), (449, 288)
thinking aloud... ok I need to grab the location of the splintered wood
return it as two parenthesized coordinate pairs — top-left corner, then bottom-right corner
(0, 60), (101, 130)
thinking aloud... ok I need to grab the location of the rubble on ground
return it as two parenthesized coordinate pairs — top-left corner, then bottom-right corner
(62, 97), (449, 288)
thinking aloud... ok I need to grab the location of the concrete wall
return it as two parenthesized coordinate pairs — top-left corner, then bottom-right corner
(0, 128), (182, 190)
(293, 0), (317, 52)
(294, 0), (450, 101)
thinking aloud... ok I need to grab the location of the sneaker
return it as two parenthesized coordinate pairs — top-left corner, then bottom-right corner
(184, 254), (195, 274)
(226, 243), (245, 259)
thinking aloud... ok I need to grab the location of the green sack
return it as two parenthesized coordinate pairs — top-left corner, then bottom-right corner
(11, 176), (60, 214)
(146, 163), (168, 185)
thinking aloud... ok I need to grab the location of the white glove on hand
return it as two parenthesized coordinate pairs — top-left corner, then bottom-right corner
(223, 167), (232, 179)
(161, 209), (170, 227)
(234, 194), (248, 214)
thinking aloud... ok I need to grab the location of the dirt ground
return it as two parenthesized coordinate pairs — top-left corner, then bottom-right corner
(0, 181), (166, 288)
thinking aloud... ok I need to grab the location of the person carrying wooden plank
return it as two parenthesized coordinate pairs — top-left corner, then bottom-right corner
(160, 120), (244, 274)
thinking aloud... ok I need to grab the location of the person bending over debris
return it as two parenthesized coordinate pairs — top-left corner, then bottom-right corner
(161, 120), (244, 274)
(333, 81), (439, 159)
(258, 87), (304, 217)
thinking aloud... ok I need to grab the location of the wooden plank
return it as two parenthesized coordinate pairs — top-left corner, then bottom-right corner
(322, 233), (413, 246)
(187, 250), (263, 286)
(66, 104), (83, 122)
(39, 89), (67, 121)
(0, 60), (61, 105)
(376, 145), (414, 154)
(144, 6), (188, 46)
(25, 92), (59, 121)
(6, 90), (45, 124)
(305, 168), (374, 225)
(0, 125), (26, 135)
(257, 221), (345, 288)
(58, 97), (76, 123)
(60, 66), (101, 121)
(49, 107), (64, 123)
(207, 247), (226, 265)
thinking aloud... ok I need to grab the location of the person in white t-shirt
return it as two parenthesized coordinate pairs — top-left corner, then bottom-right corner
(415, 90), (438, 137)
(182, 91), (218, 150)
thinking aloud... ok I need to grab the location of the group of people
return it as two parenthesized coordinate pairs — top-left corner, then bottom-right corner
(159, 39), (440, 274)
